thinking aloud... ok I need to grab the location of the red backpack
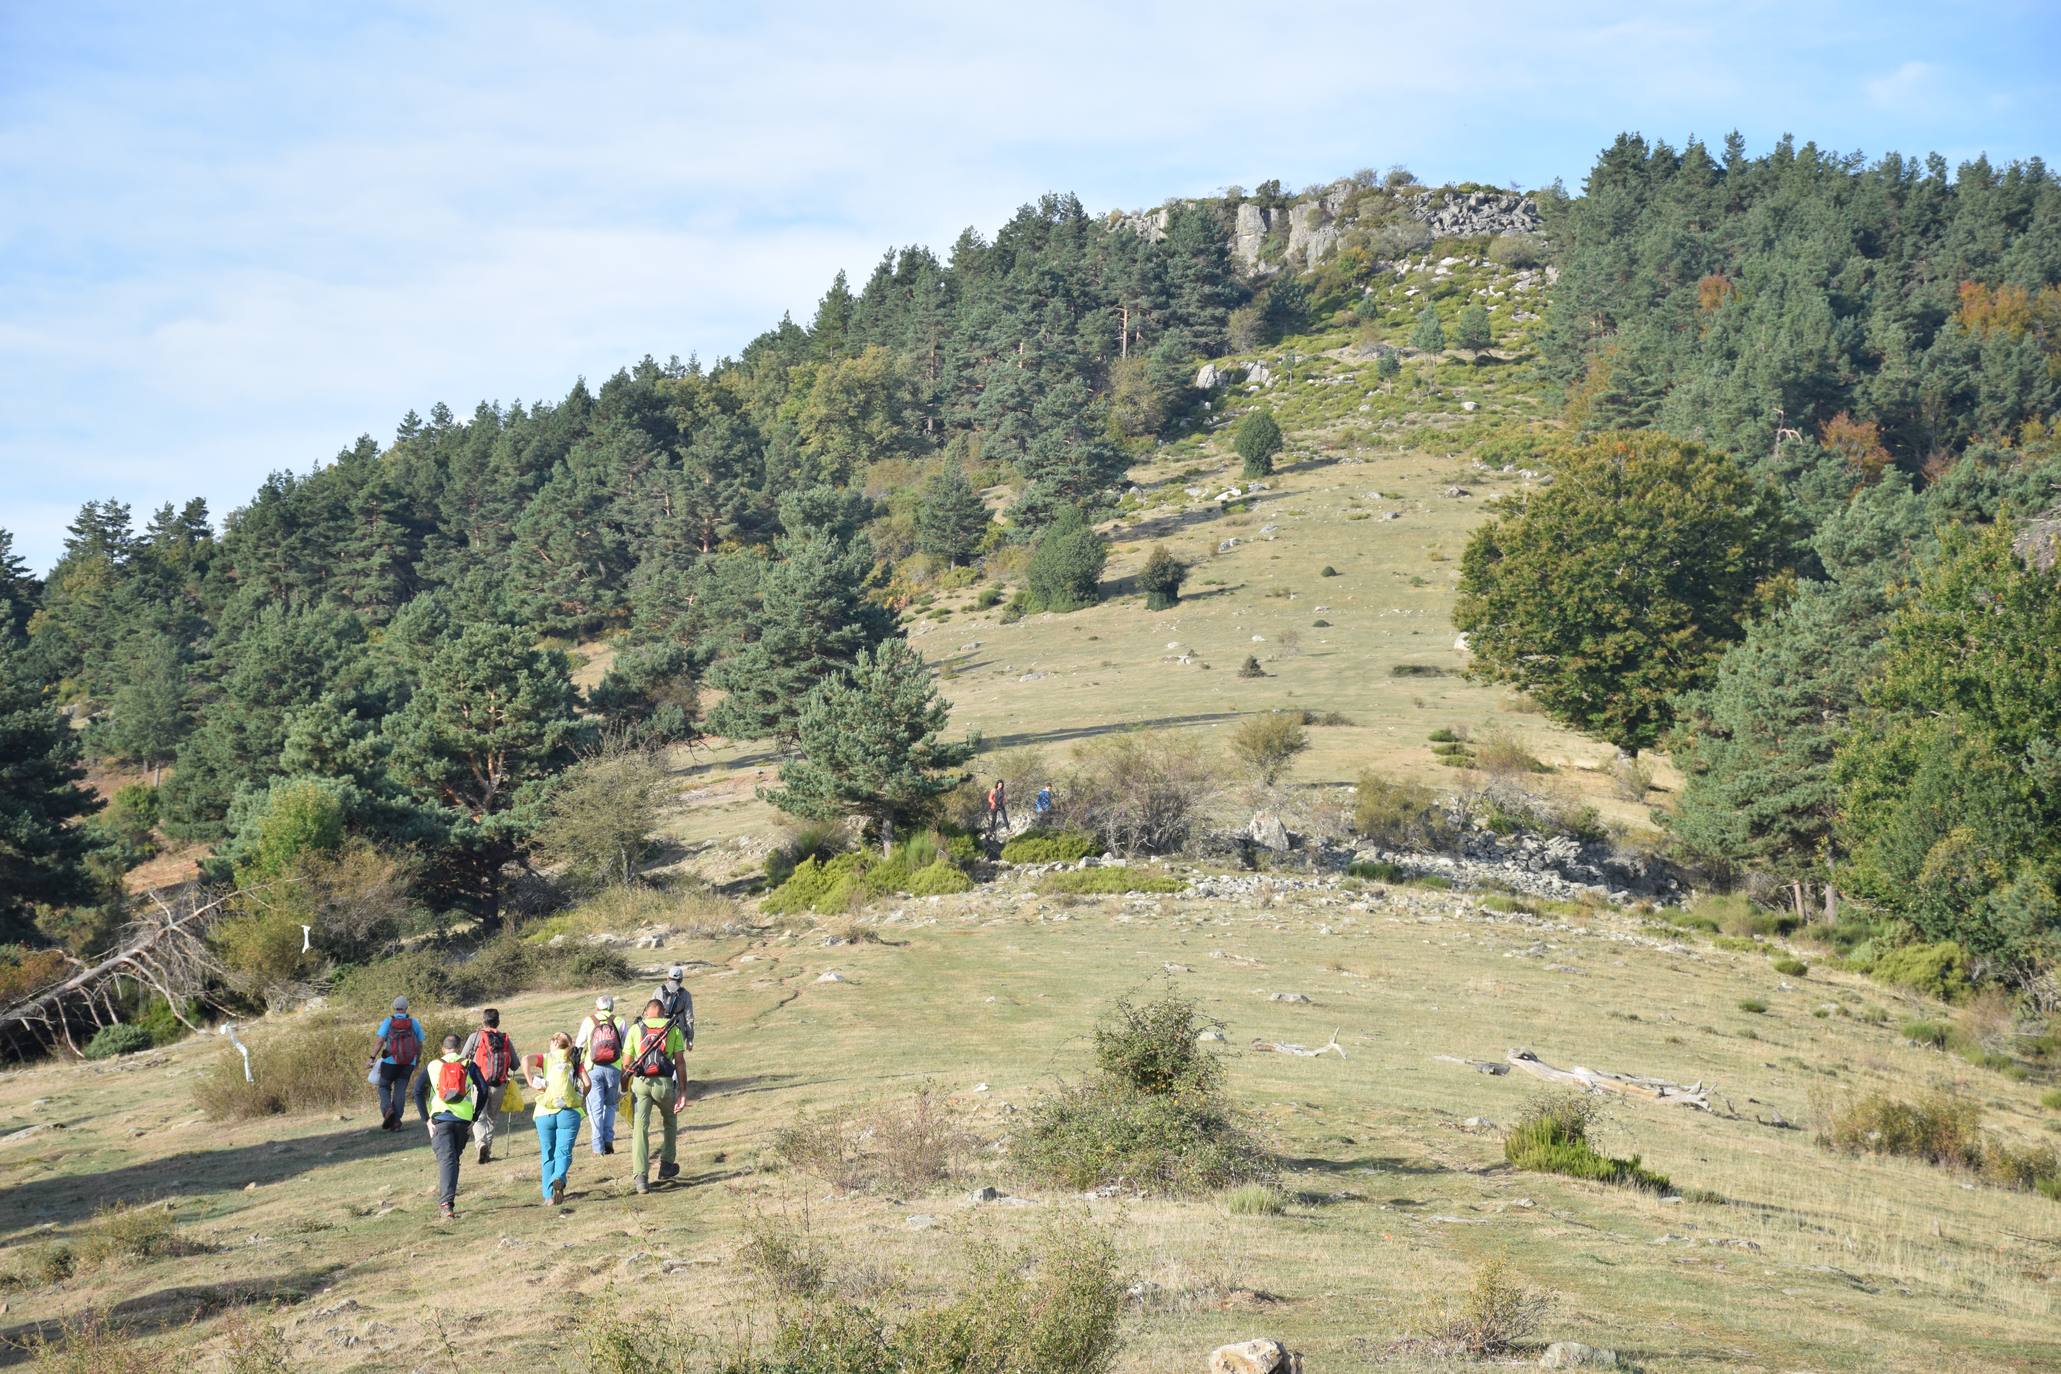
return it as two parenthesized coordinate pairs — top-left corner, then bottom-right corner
(589, 1017), (622, 1065)
(387, 1017), (419, 1067)
(633, 1022), (673, 1077)
(473, 1029), (512, 1085)
(434, 1058), (470, 1105)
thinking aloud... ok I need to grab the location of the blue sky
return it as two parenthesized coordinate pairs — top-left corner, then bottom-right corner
(3, 1), (2056, 573)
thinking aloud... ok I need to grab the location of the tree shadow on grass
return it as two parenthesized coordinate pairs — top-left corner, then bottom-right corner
(977, 712), (1242, 751)
(0, 1125), (420, 1237)
(0, 1265), (344, 1366)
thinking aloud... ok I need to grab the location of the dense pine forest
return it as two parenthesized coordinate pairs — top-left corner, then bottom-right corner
(4, 134), (2060, 1044)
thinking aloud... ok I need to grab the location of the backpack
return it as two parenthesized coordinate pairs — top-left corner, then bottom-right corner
(434, 1057), (470, 1105)
(387, 1017), (419, 1067)
(589, 1017), (622, 1065)
(473, 1029), (512, 1085)
(633, 1022), (674, 1078)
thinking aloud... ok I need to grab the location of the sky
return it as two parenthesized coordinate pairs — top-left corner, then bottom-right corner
(3, 1), (2057, 574)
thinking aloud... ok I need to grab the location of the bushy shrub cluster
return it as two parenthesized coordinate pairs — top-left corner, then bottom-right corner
(1352, 773), (1458, 850)
(83, 1023), (153, 1059)
(770, 1085), (977, 1196)
(1037, 868), (1185, 896)
(193, 1015), (373, 1120)
(1817, 1090), (2060, 1199)
(1503, 1094), (1672, 1193)
(1059, 730), (1220, 856)
(762, 840), (974, 915)
(1015, 995), (1271, 1195)
(1864, 940), (1972, 1002)
(1000, 829), (1102, 864)
(328, 933), (631, 1012)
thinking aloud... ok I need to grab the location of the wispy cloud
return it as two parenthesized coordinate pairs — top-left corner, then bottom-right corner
(2, 1), (2057, 570)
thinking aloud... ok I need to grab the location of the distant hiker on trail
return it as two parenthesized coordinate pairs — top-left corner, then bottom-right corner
(1034, 784), (1053, 820)
(575, 995), (629, 1156)
(625, 997), (688, 1194)
(425, 1033), (487, 1220)
(527, 1031), (587, 1206)
(370, 996), (427, 1132)
(652, 964), (695, 1048)
(459, 1008), (518, 1164)
(985, 778), (1009, 837)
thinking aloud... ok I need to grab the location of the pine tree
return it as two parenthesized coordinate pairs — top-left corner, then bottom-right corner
(0, 528), (40, 644)
(1411, 304), (1445, 353)
(707, 530), (897, 742)
(916, 466), (989, 566)
(766, 637), (974, 854)
(383, 620), (583, 923)
(1023, 506), (1108, 612)
(1139, 545), (1187, 610)
(1162, 203), (1244, 356)
(0, 641), (101, 941)
(1234, 408), (1283, 478)
(99, 630), (189, 784)
(1454, 303), (1493, 356)
(1011, 377), (1127, 530)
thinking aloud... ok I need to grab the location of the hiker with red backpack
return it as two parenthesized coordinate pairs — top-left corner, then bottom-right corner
(625, 997), (689, 1194)
(424, 1033), (488, 1220)
(575, 994), (629, 1156)
(370, 996), (428, 1132)
(458, 1008), (519, 1163)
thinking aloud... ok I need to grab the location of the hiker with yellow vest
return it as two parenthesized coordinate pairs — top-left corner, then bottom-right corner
(527, 1031), (587, 1206)
(625, 998), (689, 1194)
(425, 1033), (487, 1220)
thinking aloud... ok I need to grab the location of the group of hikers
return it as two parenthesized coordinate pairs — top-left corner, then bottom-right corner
(369, 964), (696, 1219)
(982, 778), (1054, 839)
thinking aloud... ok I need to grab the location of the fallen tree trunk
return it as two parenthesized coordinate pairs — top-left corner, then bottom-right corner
(1502, 1047), (1712, 1111)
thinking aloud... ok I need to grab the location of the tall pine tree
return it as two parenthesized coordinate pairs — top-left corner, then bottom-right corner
(0, 642), (101, 941)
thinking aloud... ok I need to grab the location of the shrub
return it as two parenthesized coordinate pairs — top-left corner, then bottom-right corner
(764, 846), (976, 914)
(84, 1023), (154, 1060)
(1772, 956), (1809, 977)
(2040, 1087), (2061, 1111)
(1233, 408), (1283, 478)
(974, 585), (1004, 609)
(1738, 998), (1768, 1014)
(1319, 564), (1340, 577)
(1902, 1018), (1952, 1048)
(1138, 545), (1187, 611)
(1223, 1182), (1286, 1216)
(1871, 941), (1972, 1002)
(1472, 727), (1547, 779)
(1427, 728), (1460, 743)
(1039, 868), (1185, 896)
(1017, 994), (1269, 1195)
(76, 1202), (205, 1268)
(1062, 730), (1220, 856)
(1611, 753), (1653, 802)
(1817, 1091), (1987, 1172)
(765, 821), (847, 885)
(1001, 829), (1102, 864)
(1352, 773), (1457, 851)
(1347, 859), (1406, 883)
(1230, 712), (1309, 785)
(907, 859), (975, 896)
(1424, 1256), (1552, 1357)
(1487, 232), (1546, 268)
(194, 1015), (381, 1120)
(1504, 1094), (1672, 1192)
(535, 745), (670, 890)
(773, 1085), (977, 1196)
(1237, 655), (1265, 678)
(1025, 513), (1108, 613)
(20, 1309), (179, 1374)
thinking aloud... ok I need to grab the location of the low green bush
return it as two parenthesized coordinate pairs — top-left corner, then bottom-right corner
(1352, 773), (1457, 851)
(907, 859), (975, 896)
(83, 1023), (154, 1060)
(1504, 1094), (1672, 1193)
(1224, 1182), (1287, 1216)
(1738, 998), (1769, 1014)
(1902, 1018), (1953, 1049)
(764, 845), (979, 913)
(1001, 829), (1102, 864)
(2041, 1087), (2061, 1111)
(1771, 956), (1809, 977)
(1870, 941), (1972, 1003)
(1347, 859), (1405, 883)
(1037, 868), (1185, 896)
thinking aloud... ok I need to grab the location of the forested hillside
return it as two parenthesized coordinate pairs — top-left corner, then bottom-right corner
(3, 135), (2060, 1043)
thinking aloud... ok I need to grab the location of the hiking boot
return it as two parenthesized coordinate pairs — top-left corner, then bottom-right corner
(477, 1144), (491, 1164)
(633, 1177), (649, 1195)
(657, 1161), (680, 1181)
(438, 1202), (456, 1221)
(550, 1178), (566, 1205)
(601, 1142), (614, 1155)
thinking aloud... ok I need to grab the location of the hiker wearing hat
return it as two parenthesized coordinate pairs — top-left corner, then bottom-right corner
(425, 1033), (488, 1220)
(527, 1031), (588, 1205)
(458, 1007), (518, 1164)
(652, 964), (696, 1099)
(370, 996), (427, 1132)
(575, 994), (630, 1156)
(625, 997), (689, 1194)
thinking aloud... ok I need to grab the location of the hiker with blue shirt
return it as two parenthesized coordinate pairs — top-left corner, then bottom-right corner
(370, 996), (429, 1132)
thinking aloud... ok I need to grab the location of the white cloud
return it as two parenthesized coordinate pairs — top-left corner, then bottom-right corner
(1865, 60), (1943, 111)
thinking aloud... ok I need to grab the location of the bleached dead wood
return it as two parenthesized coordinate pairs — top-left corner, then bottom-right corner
(1432, 1054), (1509, 1075)
(1503, 1047), (1712, 1111)
(1251, 1028), (1346, 1059)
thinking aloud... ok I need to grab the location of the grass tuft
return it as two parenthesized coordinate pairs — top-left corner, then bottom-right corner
(1504, 1093), (1672, 1193)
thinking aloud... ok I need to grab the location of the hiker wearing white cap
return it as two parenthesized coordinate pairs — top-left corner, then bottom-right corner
(574, 994), (629, 1156)
(651, 965), (696, 1103)
(369, 995), (427, 1131)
